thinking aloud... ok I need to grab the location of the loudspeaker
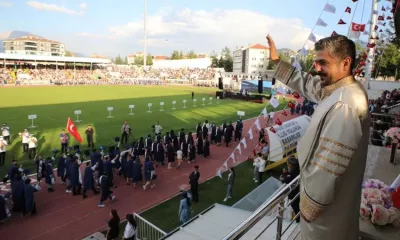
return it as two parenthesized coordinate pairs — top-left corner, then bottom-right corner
(218, 77), (223, 90)
(258, 80), (263, 94)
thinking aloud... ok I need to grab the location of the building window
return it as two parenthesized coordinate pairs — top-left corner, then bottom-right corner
(260, 58), (264, 61)
(259, 65), (263, 68)
(261, 51), (264, 54)
(252, 57), (256, 60)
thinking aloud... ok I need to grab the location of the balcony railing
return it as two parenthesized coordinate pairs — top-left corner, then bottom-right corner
(221, 175), (300, 240)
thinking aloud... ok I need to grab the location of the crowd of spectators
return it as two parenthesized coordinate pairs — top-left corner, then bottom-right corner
(369, 89), (400, 147)
(0, 65), (216, 85)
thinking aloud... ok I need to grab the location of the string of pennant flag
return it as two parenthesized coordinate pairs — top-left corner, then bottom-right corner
(216, 90), (301, 178)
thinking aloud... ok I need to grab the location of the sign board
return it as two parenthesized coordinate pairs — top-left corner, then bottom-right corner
(74, 110), (82, 114)
(202, 98), (206, 101)
(217, 96), (220, 100)
(107, 107), (114, 111)
(172, 101), (176, 104)
(148, 103), (152, 107)
(129, 105), (135, 109)
(160, 102), (164, 106)
(28, 114), (37, 120)
(183, 100), (187, 103)
(209, 97), (212, 100)
(193, 99), (197, 102)
(237, 111), (245, 116)
(267, 115), (311, 162)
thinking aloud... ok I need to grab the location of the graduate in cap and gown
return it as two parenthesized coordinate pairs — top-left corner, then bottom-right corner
(57, 154), (66, 183)
(24, 178), (38, 216)
(178, 128), (185, 145)
(70, 157), (82, 195)
(44, 157), (55, 192)
(34, 154), (46, 183)
(104, 156), (117, 188)
(210, 123), (217, 144)
(98, 174), (115, 208)
(132, 157), (142, 188)
(65, 154), (73, 193)
(11, 174), (25, 213)
(82, 161), (98, 199)
(215, 126), (223, 146)
(138, 137), (145, 155)
(203, 138), (210, 158)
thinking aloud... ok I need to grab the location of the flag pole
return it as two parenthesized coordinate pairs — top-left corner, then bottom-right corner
(364, 0), (379, 90)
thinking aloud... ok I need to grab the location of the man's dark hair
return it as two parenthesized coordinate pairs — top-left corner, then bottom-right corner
(314, 35), (356, 70)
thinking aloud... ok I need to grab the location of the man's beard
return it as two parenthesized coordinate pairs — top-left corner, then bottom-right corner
(317, 72), (332, 87)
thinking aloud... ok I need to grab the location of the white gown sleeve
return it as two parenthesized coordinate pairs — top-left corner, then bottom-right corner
(274, 60), (323, 103)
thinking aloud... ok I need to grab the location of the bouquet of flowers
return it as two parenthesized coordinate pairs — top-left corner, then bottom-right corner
(360, 179), (400, 227)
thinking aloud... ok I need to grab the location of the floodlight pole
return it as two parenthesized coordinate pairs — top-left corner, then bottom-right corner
(143, 0), (147, 68)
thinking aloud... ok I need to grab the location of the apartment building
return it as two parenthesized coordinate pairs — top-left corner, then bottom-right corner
(232, 44), (270, 76)
(3, 36), (66, 56)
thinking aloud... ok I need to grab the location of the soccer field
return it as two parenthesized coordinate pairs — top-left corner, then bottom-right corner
(0, 85), (274, 175)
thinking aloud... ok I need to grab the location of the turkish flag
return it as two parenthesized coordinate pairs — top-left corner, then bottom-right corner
(288, 102), (295, 109)
(378, 15), (384, 21)
(382, 7), (386, 11)
(331, 31), (338, 36)
(351, 22), (366, 32)
(282, 110), (288, 116)
(269, 127), (276, 133)
(387, 16), (392, 20)
(345, 7), (351, 13)
(66, 117), (82, 143)
(374, 25), (378, 30)
(338, 19), (346, 25)
(367, 43), (376, 48)
(276, 119), (283, 126)
(293, 92), (300, 99)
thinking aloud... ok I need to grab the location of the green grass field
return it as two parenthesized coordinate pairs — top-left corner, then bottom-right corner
(0, 85), (272, 175)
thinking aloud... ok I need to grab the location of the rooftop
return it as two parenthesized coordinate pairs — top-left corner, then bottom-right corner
(0, 53), (111, 64)
(4, 35), (62, 44)
(248, 44), (269, 50)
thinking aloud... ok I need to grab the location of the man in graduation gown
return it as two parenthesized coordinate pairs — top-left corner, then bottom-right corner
(267, 35), (370, 240)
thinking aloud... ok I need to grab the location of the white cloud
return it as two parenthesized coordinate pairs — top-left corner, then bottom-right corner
(80, 2), (87, 9)
(0, 1), (12, 7)
(73, 8), (326, 56)
(107, 8), (324, 51)
(27, 1), (84, 15)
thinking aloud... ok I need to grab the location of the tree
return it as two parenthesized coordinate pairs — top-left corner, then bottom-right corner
(375, 43), (400, 80)
(171, 50), (180, 60)
(146, 54), (153, 65)
(134, 56), (144, 65)
(115, 55), (124, 65)
(187, 50), (197, 59)
(179, 51), (184, 59)
(220, 46), (233, 72)
(65, 51), (74, 57)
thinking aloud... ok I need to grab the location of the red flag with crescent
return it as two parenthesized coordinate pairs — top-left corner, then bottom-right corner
(66, 117), (82, 142)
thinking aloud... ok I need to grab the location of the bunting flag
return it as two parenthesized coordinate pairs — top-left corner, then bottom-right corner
(262, 107), (267, 118)
(223, 161), (228, 169)
(241, 138), (247, 149)
(331, 31), (338, 36)
(255, 118), (261, 130)
(316, 18), (328, 27)
(293, 92), (300, 99)
(270, 97), (279, 108)
(345, 7), (351, 13)
(230, 152), (235, 162)
(276, 119), (283, 126)
(308, 33), (317, 42)
(282, 110), (288, 116)
(299, 47), (308, 56)
(236, 145), (242, 155)
(338, 19), (347, 25)
(323, 3), (336, 14)
(216, 169), (222, 178)
(277, 86), (287, 95)
(248, 129), (254, 139)
(269, 126), (276, 133)
(288, 102), (295, 109)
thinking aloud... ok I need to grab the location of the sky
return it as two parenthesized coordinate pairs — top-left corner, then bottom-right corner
(0, 0), (395, 57)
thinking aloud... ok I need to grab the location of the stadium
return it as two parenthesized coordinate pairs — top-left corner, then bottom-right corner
(1, 1), (400, 240)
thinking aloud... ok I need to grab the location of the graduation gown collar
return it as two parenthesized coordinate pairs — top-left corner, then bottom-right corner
(322, 75), (355, 99)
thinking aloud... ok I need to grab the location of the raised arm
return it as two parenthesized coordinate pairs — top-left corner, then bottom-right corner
(266, 35), (323, 103)
(300, 102), (362, 222)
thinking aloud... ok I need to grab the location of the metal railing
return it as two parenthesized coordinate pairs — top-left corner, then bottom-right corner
(133, 213), (167, 240)
(221, 175), (300, 240)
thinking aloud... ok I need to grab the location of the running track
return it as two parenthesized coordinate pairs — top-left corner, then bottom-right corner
(0, 104), (301, 240)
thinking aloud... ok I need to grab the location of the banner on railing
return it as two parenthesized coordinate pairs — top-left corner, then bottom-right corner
(267, 115), (311, 162)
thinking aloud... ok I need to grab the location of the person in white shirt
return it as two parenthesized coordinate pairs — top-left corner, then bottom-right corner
(176, 149), (183, 170)
(0, 136), (7, 166)
(121, 121), (130, 145)
(253, 153), (266, 185)
(20, 129), (29, 153)
(28, 134), (37, 160)
(123, 213), (137, 240)
(154, 122), (162, 136)
(1, 123), (10, 144)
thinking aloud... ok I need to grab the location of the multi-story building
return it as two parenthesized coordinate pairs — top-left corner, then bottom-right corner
(127, 52), (143, 64)
(232, 44), (270, 76)
(3, 36), (66, 56)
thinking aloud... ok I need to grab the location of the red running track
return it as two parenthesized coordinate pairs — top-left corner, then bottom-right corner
(0, 107), (301, 240)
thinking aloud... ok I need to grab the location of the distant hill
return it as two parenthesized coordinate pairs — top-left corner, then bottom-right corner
(277, 48), (293, 53)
